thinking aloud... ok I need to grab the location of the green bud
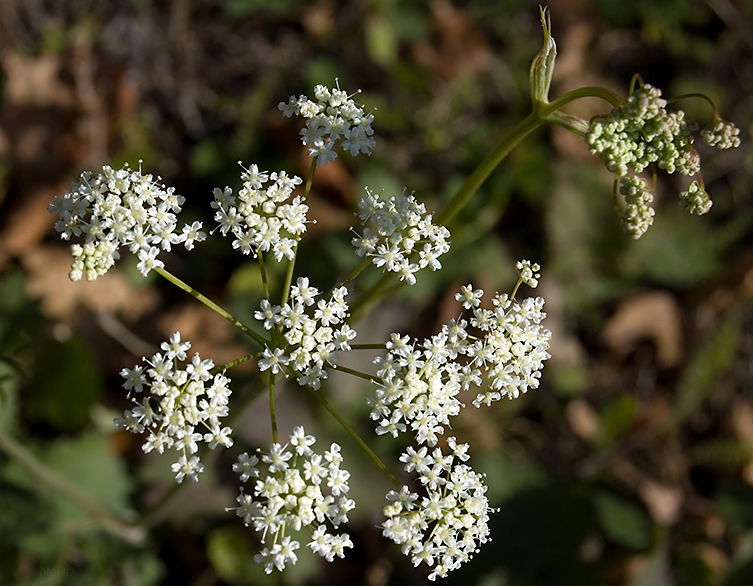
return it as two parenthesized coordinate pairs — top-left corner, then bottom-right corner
(530, 7), (556, 111)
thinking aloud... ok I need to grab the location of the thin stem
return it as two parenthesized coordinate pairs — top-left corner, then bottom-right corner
(333, 364), (376, 382)
(509, 277), (525, 301)
(307, 387), (400, 489)
(280, 159), (316, 309)
(302, 158), (317, 200)
(258, 250), (270, 301)
(214, 352), (258, 373)
(280, 247), (298, 309)
(139, 375), (266, 529)
(349, 343), (387, 350)
(154, 267), (268, 349)
(668, 92), (720, 118)
(269, 375), (278, 443)
(338, 257), (372, 289)
(0, 426), (144, 543)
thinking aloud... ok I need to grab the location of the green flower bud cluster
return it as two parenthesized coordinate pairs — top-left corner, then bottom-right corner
(618, 176), (655, 238)
(679, 181), (712, 215)
(701, 119), (741, 149)
(586, 84), (698, 178)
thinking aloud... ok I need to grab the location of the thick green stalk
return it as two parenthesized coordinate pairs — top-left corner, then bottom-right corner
(436, 111), (542, 227)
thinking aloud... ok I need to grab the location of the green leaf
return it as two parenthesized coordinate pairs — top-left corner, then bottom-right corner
(24, 336), (102, 432)
(715, 483), (753, 530)
(0, 483), (52, 547)
(207, 526), (269, 586)
(592, 490), (652, 550)
(41, 432), (132, 521)
(674, 309), (740, 422)
(598, 394), (637, 447)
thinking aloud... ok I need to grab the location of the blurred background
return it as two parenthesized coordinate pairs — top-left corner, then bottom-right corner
(1, 0), (753, 584)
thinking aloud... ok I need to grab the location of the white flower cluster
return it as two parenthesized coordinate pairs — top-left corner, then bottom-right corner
(279, 84), (375, 166)
(368, 278), (551, 443)
(586, 84), (699, 178)
(352, 188), (451, 285)
(679, 180), (712, 215)
(228, 427), (355, 573)
(253, 278), (356, 390)
(701, 118), (741, 149)
(515, 259), (541, 288)
(212, 166), (307, 261)
(48, 164), (206, 281)
(383, 438), (493, 580)
(115, 333), (232, 484)
(619, 175), (656, 238)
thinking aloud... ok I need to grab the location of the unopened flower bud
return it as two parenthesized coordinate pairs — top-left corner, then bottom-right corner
(529, 7), (556, 110)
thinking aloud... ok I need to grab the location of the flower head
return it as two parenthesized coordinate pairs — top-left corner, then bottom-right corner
(227, 428), (355, 573)
(114, 333), (232, 483)
(48, 164), (205, 281)
(212, 165), (307, 261)
(278, 83), (375, 165)
(382, 440), (494, 580)
(351, 188), (451, 285)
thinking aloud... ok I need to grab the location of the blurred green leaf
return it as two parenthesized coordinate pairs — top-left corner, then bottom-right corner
(675, 549), (717, 586)
(674, 308), (740, 422)
(0, 483), (52, 548)
(24, 336), (102, 433)
(723, 531), (753, 586)
(592, 490), (652, 550)
(41, 432), (132, 520)
(715, 483), (753, 530)
(598, 394), (637, 447)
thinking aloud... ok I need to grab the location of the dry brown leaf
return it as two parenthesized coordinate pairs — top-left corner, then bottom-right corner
(566, 398), (600, 440)
(0, 183), (65, 269)
(639, 479), (683, 525)
(3, 52), (76, 109)
(22, 245), (158, 323)
(730, 396), (753, 442)
(412, 0), (490, 83)
(602, 291), (683, 368)
(158, 302), (250, 369)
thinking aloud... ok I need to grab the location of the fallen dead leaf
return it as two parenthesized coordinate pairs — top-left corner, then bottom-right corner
(566, 398), (600, 440)
(639, 479), (683, 525)
(412, 0), (491, 83)
(602, 290), (683, 369)
(730, 396), (753, 443)
(22, 245), (158, 323)
(158, 301), (251, 369)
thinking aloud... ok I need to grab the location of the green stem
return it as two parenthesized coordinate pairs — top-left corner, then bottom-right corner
(258, 250), (270, 301)
(280, 159), (316, 309)
(139, 375), (265, 529)
(213, 352), (258, 373)
(350, 85), (625, 320)
(154, 267), (268, 349)
(338, 258), (372, 289)
(669, 92), (720, 118)
(509, 277), (525, 301)
(269, 375), (278, 443)
(307, 388), (400, 489)
(349, 343), (387, 350)
(435, 111), (542, 227)
(333, 364), (376, 382)
(0, 426), (143, 543)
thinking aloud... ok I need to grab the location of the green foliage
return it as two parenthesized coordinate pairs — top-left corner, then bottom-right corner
(24, 336), (102, 433)
(592, 490), (652, 550)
